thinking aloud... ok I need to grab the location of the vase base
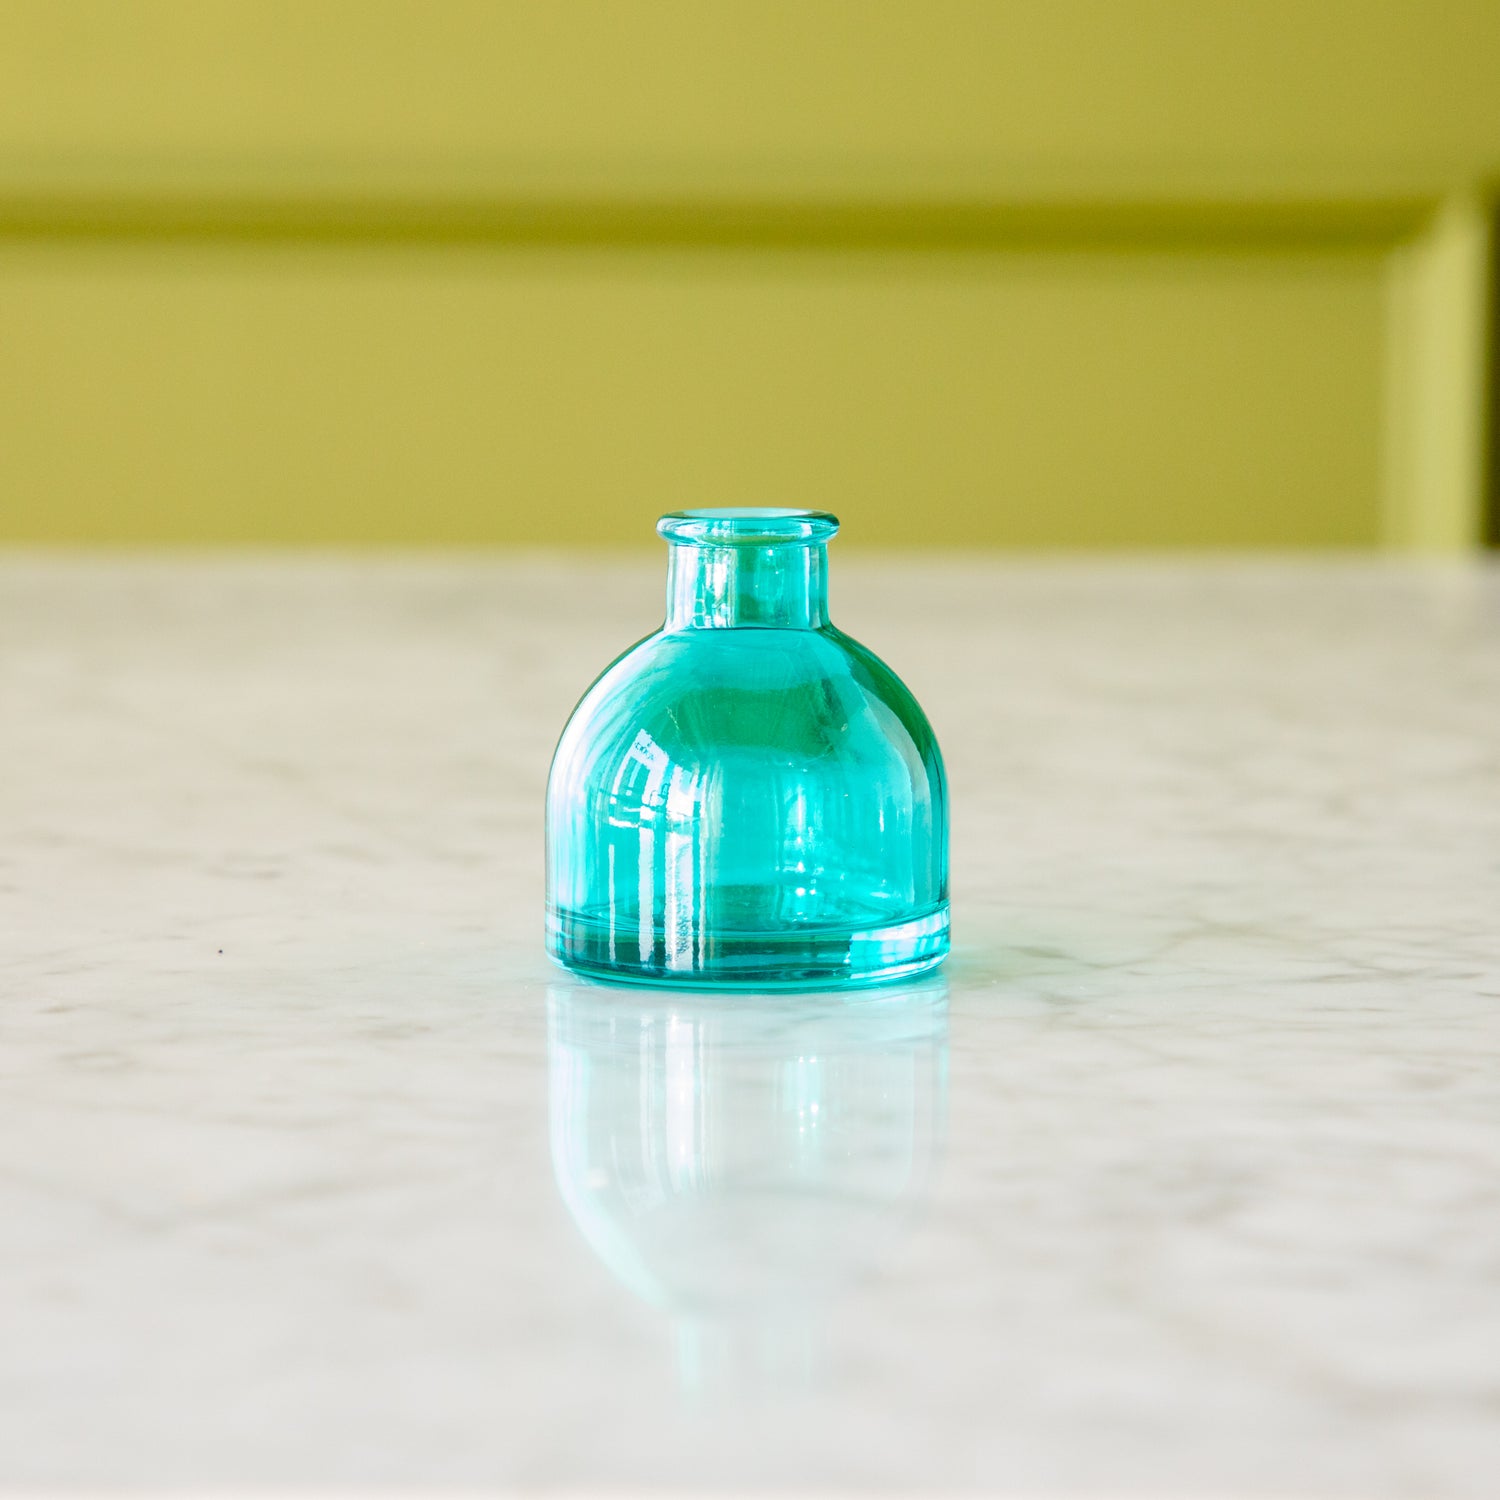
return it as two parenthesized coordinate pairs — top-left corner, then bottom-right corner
(546, 903), (949, 991)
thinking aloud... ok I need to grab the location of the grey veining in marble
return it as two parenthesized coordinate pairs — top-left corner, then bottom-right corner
(2, 554), (1498, 1496)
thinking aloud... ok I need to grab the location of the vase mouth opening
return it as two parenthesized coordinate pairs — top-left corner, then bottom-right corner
(658, 508), (840, 547)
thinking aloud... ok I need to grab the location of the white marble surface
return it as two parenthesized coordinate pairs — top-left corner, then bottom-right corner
(2, 554), (1499, 1497)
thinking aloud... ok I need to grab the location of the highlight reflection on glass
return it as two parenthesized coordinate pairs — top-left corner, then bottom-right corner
(546, 509), (950, 988)
(547, 980), (949, 1390)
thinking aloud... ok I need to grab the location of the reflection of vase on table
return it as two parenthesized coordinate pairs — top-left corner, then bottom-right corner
(547, 981), (949, 1392)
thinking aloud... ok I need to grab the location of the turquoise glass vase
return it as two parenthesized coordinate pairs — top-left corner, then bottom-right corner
(545, 508), (948, 989)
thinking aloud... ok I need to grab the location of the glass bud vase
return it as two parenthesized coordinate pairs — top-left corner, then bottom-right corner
(545, 508), (949, 989)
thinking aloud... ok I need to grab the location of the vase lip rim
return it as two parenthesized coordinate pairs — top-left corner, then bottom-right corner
(658, 508), (840, 546)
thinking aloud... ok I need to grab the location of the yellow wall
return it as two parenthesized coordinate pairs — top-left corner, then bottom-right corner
(2, 2), (1497, 548)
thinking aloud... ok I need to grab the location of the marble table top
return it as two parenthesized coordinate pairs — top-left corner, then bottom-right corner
(2, 554), (1498, 1498)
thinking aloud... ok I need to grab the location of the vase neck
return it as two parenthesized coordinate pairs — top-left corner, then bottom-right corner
(666, 542), (829, 630)
(658, 510), (838, 631)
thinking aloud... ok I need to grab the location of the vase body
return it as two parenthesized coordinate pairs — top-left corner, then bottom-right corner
(545, 509), (948, 989)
